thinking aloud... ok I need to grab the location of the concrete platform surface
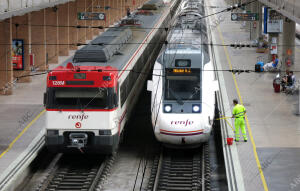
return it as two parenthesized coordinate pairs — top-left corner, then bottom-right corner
(209, 0), (300, 190)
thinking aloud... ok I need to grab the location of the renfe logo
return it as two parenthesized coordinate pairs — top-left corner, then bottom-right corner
(171, 119), (194, 126)
(68, 113), (89, 121)
(75, 122), (82, 128)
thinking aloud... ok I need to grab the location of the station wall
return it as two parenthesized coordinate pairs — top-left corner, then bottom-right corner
(0, 0), (146, 95)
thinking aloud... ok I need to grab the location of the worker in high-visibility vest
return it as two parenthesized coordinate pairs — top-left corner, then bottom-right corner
(232, 99), (248, 142)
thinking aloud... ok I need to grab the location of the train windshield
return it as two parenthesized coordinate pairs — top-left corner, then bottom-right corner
(45, 87), (117, 109)
(165, 68), (201, 101)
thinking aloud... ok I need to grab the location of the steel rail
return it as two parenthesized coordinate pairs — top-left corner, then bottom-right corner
(37, 155), (108, 191)
(150, 145), (210, 191)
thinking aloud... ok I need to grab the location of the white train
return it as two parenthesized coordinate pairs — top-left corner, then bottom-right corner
(147, 0), (218, 147)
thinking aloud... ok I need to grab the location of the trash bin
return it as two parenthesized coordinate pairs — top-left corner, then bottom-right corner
(273, 77), (281, 93)
(255, 56), (265, 72)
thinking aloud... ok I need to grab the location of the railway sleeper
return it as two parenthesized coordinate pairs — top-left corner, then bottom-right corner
(57, 182), (91, 186)
(167, 169), (195, 172)
(162, 173), (193, 177)
(54, 178), (92, 182)
(162, 179), (194, 184)
(158, 186), (192, 190)
(170, 177), (195, 181)
(51, 185), (90, 189)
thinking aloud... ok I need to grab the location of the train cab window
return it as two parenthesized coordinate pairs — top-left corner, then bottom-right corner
(46, 87), (117, 109)
(164, 68), (201, 101)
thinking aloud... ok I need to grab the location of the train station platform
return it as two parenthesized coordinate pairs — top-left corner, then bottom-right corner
(208, 0), (300, 190)
(0, 0), (179, 190)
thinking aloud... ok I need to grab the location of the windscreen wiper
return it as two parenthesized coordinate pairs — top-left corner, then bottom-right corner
(169, 88), (184, 105)
(76, 98), (84, 111)
(186, 86), (200, 100)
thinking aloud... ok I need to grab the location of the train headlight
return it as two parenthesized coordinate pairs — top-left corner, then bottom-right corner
(164, 104), (172, 113)
(192, 104), (201, 113)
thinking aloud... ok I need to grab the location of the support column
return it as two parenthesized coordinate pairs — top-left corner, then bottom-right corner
(69, 2), (78, 50)
(118, 0), (122, 20)
(46, 7), (59, 63)
(0, 19), (13, 95)
(280, 17), (295, 71)
(115, 0), (119, 22)
(92, 0), (99, 36)
(31, 9), (47, 70)
(96, 0), (104, 35)
(86, 0), (93, 40)
(12, 14), (31, 83)
(108, 0), (113, 25)
(258, 2), (263, 39)
(121, 0), (125, 18)
(132, 0), (136, 10)
(116, 0), (119, 21)
(250, 1), (259, 41)
(130, 0), (134, 14)
(58, 3), (69, 56)
(245, 1), (251, 33)
(104, 0), (110, 27)
(115, 0), (120, 21)
(77, 0), (87, 43)
(125, 0), (132, 18)
(111, 0), (116, 24)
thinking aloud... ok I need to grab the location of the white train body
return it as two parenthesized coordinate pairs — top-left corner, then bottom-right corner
(148, 0), (218, 147)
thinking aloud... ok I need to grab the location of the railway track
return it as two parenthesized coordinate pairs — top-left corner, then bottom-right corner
(31, 154), (115, 191)
(147, 144), (211, 191)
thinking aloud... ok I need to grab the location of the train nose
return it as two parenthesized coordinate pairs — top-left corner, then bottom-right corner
(181, 137), (186, 144)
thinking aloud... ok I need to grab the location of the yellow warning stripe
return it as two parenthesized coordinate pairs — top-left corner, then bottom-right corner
(216, 27), (269, 191)
(0, 109), (46, 159)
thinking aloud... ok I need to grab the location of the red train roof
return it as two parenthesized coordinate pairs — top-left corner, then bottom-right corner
(47, 63), (118, 88)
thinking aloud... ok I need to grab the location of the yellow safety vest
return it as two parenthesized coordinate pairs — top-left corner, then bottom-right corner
(233, 104), (246, 118)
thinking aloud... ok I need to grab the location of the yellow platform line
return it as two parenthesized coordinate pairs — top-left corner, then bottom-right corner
(0, 109), (46, 159)
(216, 27), (269, 191)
